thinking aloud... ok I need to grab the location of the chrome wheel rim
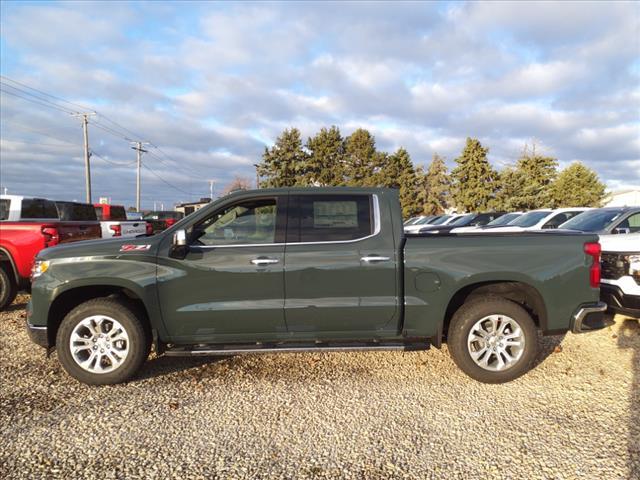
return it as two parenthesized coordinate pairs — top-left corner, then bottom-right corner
(467, 314), (525, 372)
(69, 315), (130, 374)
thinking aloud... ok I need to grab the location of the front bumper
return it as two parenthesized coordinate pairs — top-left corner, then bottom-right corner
(600, 283), (640, 318)
(571, 301), (610, 333)
(25, 301), (48, 348)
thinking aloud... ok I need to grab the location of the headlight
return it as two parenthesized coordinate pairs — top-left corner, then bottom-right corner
(31, 260), (50, 279)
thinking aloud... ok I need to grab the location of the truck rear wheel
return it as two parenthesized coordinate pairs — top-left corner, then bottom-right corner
(56, 298), (150, 385)
(0, 263), (18, 311)
(447, 296), (538, 383)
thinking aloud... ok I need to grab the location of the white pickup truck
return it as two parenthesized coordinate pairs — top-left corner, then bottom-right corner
(599, 233), (640, 318)
(94, 203), (149, 238)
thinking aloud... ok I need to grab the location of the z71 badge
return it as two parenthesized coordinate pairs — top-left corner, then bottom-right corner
(119, 244), (151, 252)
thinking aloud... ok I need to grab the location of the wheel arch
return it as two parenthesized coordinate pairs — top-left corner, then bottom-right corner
(441, 280), (548, 344)
(0, 247), (19, 283)
(46, 284), (153, 346)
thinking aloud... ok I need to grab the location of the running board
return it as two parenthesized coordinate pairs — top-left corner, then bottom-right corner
(164, 341), (430, 357)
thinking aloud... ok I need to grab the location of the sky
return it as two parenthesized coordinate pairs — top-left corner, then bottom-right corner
(0, 0), (639, 209)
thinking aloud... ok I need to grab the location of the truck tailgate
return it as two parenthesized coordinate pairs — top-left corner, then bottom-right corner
(58, 222), (102, 243)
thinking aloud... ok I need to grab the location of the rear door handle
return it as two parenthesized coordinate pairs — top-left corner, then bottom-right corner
(361, 255), (390, 263)
(250, 257), (279, 266)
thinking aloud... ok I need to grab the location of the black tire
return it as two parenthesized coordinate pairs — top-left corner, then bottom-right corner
(0, 263), (18, 312)
(447, 296), (538, 384)
(56, 298), (150, 385)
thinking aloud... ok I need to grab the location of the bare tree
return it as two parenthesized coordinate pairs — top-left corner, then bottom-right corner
(221, 176), (253, 195)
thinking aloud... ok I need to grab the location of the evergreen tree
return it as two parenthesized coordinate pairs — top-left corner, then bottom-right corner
(492, 166), (524, 211)
(305, 126), (345, 185)
(550, 162), (606, 207)
(343, 128), (380, 186)
(419, 153), (450, 215)
(509, 145), (558, 209)
(450, 138), (499, 211)
(379, 147), (421, 217)
(257, 128), (308, 187)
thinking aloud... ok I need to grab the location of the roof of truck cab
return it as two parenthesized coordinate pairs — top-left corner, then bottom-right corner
(225, 187), (395, 197)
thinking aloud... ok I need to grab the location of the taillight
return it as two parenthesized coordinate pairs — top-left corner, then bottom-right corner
(165, 218), (176, 228)
(41, 226), (59, 248)
(145, 222), (153, 235)
(110, 224), (122, 237)
(584, 242), (601, 288)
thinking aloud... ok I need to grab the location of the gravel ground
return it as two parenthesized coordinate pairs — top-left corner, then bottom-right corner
(1, 294), (638, 480)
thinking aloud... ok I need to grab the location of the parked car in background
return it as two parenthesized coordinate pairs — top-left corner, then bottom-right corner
(558, 207), (640, 235)
(126, 211), (143, 221)
(94, 203), (150, 238)
(27, 187), (607, 385)
(453, 212), (523, 233)
(417, 212), (505, 234)
(404, 214), (458, 233)
(0, 196), (101, 310)
(483, 208), (587, 233)
(143, 210), (184, 234)
(599, 233), (639, 318)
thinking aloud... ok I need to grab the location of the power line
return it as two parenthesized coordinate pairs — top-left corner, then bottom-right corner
(0, 75), (93, 112)
(1, 138), (78, 148)
(142, 162), (193, 195)
(0, 122), (80, 145)
(0, 87), (78, 115)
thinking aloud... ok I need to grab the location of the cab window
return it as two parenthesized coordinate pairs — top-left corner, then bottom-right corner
(290, 194), (373, 242)
(193, 198), (279, 246)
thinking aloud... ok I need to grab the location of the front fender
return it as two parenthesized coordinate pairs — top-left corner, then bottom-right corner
(29, 256), (166, 338)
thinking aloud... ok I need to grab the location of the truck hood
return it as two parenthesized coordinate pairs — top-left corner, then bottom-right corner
(37, 235), (162, 261)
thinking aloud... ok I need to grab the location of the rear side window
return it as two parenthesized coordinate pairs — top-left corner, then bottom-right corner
(616, 212), (640, 233)
(21, 199), (59, 219)
(94, 206), (104, 220)
(56, 202), (98, 221)
(0, 199), (9, 220)
(110, 206), (127, 221)
(292, 195), (373, 242)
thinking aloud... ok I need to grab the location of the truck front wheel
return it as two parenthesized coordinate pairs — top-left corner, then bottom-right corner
(56, 298), (150, 385)
(447, 296), (538, 383)
(0, 263), (18, 311)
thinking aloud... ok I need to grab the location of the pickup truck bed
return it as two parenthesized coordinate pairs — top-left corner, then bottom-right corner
(26, 187), (607, 385)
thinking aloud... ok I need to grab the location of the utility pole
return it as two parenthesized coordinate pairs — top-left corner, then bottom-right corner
(208, 180), (215, 200)
(253, 164), (260, 188)
(73, 112), (96, 203)
(131, 142), (149, 212)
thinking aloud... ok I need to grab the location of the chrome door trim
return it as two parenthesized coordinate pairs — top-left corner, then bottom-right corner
(193, 194), (381, 249)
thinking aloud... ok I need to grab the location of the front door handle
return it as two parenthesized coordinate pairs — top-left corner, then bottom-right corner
(250, 257), (279, 266)
(361, 255), (391, 263)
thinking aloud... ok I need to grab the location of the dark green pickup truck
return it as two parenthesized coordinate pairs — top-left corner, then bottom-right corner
(27, 187), (607, 385)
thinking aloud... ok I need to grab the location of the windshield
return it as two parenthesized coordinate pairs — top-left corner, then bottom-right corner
(559, 209), (625, 232)
(430, 215), (451, 225)
(449, 214), (475, 226)
(56, 202), (97, 221)
(509, 211), (551, 228)
(486, 212), (521, 226)
(414, 216), (434, 225)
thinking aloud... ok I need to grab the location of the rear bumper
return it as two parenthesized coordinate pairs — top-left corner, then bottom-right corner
(571, 301), (610, 333)
(600, 283), (640, 318)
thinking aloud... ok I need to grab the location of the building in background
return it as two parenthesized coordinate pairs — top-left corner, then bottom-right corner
(603, 189), (640, 207)
(175, 197), (211, 216)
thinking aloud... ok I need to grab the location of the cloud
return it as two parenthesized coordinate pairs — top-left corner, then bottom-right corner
(0, 0), (638, 208)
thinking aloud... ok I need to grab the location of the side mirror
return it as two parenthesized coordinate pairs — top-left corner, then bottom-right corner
(170, 229), (188, 259)
(173, 229), (187, 246)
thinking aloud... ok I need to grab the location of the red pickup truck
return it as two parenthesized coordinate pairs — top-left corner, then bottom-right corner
(0, 196), (101, 310)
